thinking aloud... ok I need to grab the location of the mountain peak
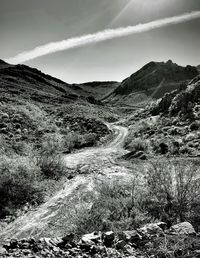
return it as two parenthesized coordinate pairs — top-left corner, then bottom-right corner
(109, 60), (199, 104)
(166, 59), (173, 65)
(0, 59), (8, 65)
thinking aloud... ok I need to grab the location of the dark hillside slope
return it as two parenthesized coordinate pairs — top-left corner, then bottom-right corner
(71, 81), (119, 100)
(0, 60), (82, 103)
(0, 60), (119, 103)
(106, 60), (199, 106)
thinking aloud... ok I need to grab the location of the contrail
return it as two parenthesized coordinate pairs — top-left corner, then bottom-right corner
(5, 11), (200, 64)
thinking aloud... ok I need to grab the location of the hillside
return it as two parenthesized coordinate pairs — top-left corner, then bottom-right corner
(0, 59), (85, 104)
(0, 59), (117, 221)
(106, 60), (199, 106)
(0, 59), (120, 104)
(1, 60), (200, 258)
(125, 74), (200, 158)
(71, 81), (119, 100)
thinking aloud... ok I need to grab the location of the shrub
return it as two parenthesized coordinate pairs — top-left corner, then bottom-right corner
(126, 137), (149, 153)
(190, 121), (199, 131)
(145, 159), (200, 228)
(151, 138), (169, 154)
(72, 178), (152, 235)
(37, 154), (66, 180)
(0, 156), (44, 218)
(10, 140), (34, 156)
(40, 133), (64, 155)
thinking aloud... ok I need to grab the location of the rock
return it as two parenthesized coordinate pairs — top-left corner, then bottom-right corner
(156, 222), (167, 231)
(61, 233), (74, 245)
(115, 240), (126, 250)
(20, 242), (30, 249)
(22, 249), (32, 255)
(0, 247), (7, 255)
(193, 250), (200, 257)
(169, 222), (196, 235)
(50, 237), (63, 247)
(123, 244), (137, 256)
(52, 246), (60, 252)
(185, 133), (197, 142)
(9, 239), (18, 249)
(82, 232), (101, 244)
(118, 230), (142, 243)
(39, 237), (54, 248)
(102, 231), (115, 247)
(138, 223), (164, 237)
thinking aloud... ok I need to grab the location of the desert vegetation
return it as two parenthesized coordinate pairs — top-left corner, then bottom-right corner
(71, 159), (200, 235)
(0, 94), (112, 220)
(0, 61), (200, 257)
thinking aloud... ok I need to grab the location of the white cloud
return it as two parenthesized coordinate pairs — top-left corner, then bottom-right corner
(5, 11), (200, 64)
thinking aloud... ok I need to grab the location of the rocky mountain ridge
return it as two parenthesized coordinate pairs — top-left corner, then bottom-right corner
(105, 60), (199, 105)
(1, 59), (199, 106)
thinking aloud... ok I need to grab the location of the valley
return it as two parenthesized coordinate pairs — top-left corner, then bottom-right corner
(0, 59), (200, 257)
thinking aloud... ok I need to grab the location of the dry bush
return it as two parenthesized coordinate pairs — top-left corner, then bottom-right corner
(126, 137), (149, 153)
(143, 234), (198, 258)
(37, 154), (66, 180)
(0, 156), (44, 218)
(72, 178), (152, 235)
(145, 159), (200, 229)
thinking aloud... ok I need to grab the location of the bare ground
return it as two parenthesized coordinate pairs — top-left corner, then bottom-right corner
(0, 124), (135, 242)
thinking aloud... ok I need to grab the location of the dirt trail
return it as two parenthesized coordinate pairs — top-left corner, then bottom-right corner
(0, 124), (133, 242)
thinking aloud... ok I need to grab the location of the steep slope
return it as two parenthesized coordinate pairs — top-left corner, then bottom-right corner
(125, 75), (200, 158)
(151, 74), (200, 117)
(0, 59), (84, 104)
(0, 59), (120, 103)
(106, 60), (199, 106)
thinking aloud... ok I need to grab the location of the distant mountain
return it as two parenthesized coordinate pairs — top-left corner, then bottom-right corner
(0, 59), (82, 104)
(105, 60), (199, 105)
(0, 59), (119, 103)
(71, 81), (119, 100)
(1, 59), (199, 106)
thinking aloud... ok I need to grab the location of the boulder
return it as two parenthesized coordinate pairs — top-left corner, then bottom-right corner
(0, 247), (7, 255)
(61, 233), (74, 246)
(81, 232), (101, 245)
(115, 240), (126, 250)
(118, 230), (142, 243)
(169, 222), (196, 235)
(102, 231), (115, 247)
(9, 239), (18, 249)
(138, 222), (165, 237)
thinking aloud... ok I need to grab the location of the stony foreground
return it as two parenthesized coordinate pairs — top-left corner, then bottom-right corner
(1, 222), (200, 258)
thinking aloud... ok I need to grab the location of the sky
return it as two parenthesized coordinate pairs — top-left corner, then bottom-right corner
(0, 0), (200, 83)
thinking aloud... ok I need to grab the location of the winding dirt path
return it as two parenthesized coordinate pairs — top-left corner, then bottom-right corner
(0, 124), (132, 241)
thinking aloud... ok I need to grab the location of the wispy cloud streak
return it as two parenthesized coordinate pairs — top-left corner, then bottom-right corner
(5, 11), (200, 64)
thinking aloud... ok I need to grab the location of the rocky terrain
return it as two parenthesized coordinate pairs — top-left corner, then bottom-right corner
(124, 74), (200, 158)
(1, 59), (200, 258)
(106, 60), (199, 106)
(1, 222), (200, 258)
